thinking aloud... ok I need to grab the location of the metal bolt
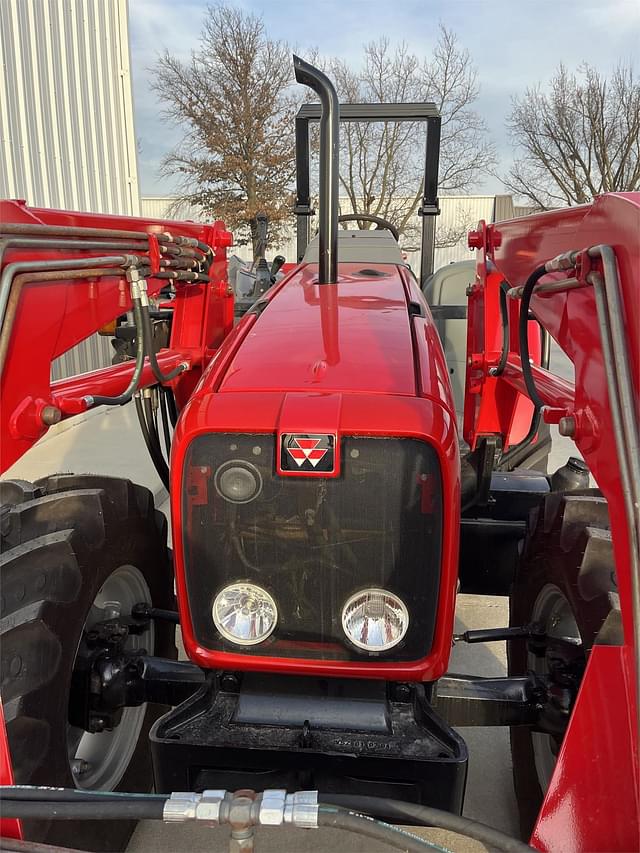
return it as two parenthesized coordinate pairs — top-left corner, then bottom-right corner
(41, 405), (62, 426)
(393, 683), (412, 702)
(71, 759), (90, 777)
(488, 367), (499, 376)
(220, 673), (240, 692)
(558, 416), (576, 437)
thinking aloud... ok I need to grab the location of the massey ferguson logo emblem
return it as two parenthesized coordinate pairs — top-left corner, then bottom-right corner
(281, 434), (335, 473)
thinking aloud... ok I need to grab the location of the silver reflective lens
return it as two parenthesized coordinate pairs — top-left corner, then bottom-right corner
(213, 582), (277, 645)
(341, 589), (409, 651)
(214, 460), (262, 504)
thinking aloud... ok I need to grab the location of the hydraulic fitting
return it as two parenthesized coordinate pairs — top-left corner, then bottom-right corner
(258, 789), (287, 826)
(161, 789), (319, 829)
(544, 250), (578, 273)
(283, 790), (319, 828)
(163, 790), (230, 824)
(162, 792), (201, 822)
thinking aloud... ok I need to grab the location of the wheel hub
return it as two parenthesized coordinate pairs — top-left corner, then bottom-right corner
(528, 583), (583, 793)
(67, 565), (155, 791)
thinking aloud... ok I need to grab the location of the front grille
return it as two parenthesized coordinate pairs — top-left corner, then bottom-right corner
(182, 434), (442, 661)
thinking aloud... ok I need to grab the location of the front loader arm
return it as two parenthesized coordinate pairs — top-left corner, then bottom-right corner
(0, 200), (233, 472)
(465, 192), (640, 852)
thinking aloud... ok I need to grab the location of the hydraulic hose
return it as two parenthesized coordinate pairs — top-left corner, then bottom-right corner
(324, 795), (535, 853)
(318, 807), (451, 852)
(164, 386), (179, 427)
(518, 265), (547, 409)
(89, 299), (146, 407)
(135, 392), (170, 490)
(159, 386), (173, 459)
(143, 391), (166, 469)
(0, 799), (165, 820)
(0, 787), (536, 852)
(493, 280), (510, 377)
(140, 303), (187, 383)
(0, 787), (166, 802)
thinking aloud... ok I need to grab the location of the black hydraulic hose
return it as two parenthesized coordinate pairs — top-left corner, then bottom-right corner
(0, 788), (536, 852)
(0, 800), (164, 821)
(494, 280), (510, 377)
(89, 299), (146, 407)
(498, 266), (551, 469)
(318, 807), (449, 853)
(143, 392), (165, 465)
(159, 386), (172, 460)
(140, 304), (187, 383)
(164, 386), (179, 427)
(135, 393), (170, 490)
(323, 796), (535, 853)
(0, 787), (166, 802)
(518, 265), (547, 409)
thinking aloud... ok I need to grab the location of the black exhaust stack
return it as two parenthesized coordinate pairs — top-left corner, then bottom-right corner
(293, 55), (339, 284)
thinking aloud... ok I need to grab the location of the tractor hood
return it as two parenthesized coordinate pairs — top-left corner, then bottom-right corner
(218, 261), (418, 397)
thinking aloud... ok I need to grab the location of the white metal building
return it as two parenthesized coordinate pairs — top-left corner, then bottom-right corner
(0, 0), (140, 378)
(140, 195), (528, 271)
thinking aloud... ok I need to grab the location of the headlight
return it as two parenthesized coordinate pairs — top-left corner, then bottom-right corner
(214, 460), (262, 504)
(212, 582), (277, 645)
(341, 588), (409, 652)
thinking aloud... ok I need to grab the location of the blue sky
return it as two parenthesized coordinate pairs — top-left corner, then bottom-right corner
(128, 0), (640, 198)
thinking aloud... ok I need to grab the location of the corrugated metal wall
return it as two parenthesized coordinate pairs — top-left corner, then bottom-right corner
(1, 0), (140, 379)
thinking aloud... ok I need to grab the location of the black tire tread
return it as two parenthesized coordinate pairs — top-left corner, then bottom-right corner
(0, 475), (175, 852)
(508, 489), (616, 839)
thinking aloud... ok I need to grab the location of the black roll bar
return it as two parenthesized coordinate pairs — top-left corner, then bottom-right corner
(294, 100), (441, 284)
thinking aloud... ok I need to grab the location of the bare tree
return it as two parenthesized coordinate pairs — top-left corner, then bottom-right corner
(505, 63), (640, 208)
(152, 5), (296, 257)
(315, 27), (495, 248)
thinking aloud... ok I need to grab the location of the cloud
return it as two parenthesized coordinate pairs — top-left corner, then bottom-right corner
(127, 0), (640, 196)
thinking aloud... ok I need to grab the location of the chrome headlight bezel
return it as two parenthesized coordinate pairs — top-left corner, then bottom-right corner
(341, 588), (409, 652)
(212, 582), (278, 646)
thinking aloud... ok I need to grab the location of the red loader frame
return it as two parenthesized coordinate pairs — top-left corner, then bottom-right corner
(465, 191), (639, 852)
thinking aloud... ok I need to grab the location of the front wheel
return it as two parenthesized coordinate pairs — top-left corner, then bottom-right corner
(507, 489), (617, 840)
(0, 475), (176, 852)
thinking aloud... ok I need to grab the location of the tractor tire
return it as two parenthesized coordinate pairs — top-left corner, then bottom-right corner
(507, 488), (618, 840)
(0, 475), (176, 852)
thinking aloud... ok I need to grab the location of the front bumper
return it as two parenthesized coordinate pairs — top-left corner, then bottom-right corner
(150, 673), (468, 816)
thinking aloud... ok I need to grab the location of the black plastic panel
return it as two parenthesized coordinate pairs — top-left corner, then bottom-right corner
(150, 675), (467, 814)
(182, 435), (442, 661)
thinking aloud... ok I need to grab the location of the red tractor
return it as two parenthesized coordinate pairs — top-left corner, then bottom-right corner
(0, 57), (638, 853)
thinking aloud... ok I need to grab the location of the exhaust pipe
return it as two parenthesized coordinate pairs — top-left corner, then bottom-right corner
(293, 55), (339, 284)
